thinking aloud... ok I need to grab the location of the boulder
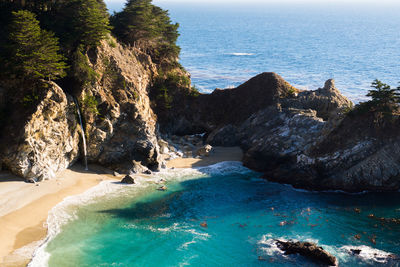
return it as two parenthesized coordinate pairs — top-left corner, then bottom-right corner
(157, 185), (167, 191)
(276, 240), (337, 266)
(129, 160), (149, 174)
(121, 175), (135, 184)
(196, 144), (213, 157)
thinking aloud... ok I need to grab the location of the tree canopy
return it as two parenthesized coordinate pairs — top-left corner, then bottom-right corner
(7, 10), (67, 81)
(366, 79), (400, 114)
(111, 0), (180, 64)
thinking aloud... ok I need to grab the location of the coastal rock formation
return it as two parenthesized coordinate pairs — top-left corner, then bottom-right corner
(121, 175), (135, 184)
(158, 72), (400, 192)
(79, 39), (162, 172)
(275, 240), (338, 266)
(0, 82), (80, 180)
(0, 38), (165, 180)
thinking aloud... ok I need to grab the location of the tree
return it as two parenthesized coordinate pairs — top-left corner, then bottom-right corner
(74, 0), (111, 48)
(110, 0), (180, 64)
(8, 10), (66, 81)
(366, 79), (400, 114)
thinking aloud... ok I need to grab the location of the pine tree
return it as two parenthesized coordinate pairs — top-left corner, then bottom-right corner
(75, 0), (111, 48)
(111, 0), (180, 64)
(8, 10), (67, 80)
(366, 79), (400, 114)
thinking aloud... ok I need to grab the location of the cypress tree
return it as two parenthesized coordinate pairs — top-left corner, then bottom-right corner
(111, 0), (180, 64)
(8, 10), (66, 81)
(366, 80), (400, 114)
(75, 0), (111, 48)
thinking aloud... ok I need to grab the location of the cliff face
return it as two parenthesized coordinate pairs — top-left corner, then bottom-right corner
(78, 39), (162, 172)
(0, 82), (80, 180)
(159, 72), (300, 134)
(198, 75), (399, 192)
(1, 47), (398, 192)
(0, 38), (164, 179)
(158, 72), (400, 192)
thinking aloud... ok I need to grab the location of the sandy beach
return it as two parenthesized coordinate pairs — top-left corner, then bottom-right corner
(0, 146), (242, 267)
(0, 164), (119, 267)
(166, 146), (243, 168)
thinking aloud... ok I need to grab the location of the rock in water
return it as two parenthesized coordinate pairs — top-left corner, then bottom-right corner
(157, 185), (167, 191)
(275, 240), (337, 266)
(121, 175), (135, 184)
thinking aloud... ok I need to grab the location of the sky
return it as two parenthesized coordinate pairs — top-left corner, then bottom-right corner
(105, 0), (398, 4)
(104, 0), (400, 12)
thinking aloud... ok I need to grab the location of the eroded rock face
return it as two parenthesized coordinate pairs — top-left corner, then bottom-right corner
(161, 72), (400, 192)
(1, 83), (79, 180)
(204, 76), (400, 192)
(282, 79), (353, 120)
(78, 38), (163, 172)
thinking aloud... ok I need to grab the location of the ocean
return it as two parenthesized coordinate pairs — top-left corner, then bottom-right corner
(109, 1), (400, 102)
(29, 2), (400, 266)
(30, 162), (400, 266)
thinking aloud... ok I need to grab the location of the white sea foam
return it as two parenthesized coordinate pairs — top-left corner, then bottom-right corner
(28, 180), (129, 267)
(257, 234), (286, 257)
(340, 245), (395, 264)
(29, 162), (244, 266)
(227, 53), (255, 56)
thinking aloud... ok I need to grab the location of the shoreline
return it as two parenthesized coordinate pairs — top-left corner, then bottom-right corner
(0, 164), (120, 267)
(0, 146), (242, 267)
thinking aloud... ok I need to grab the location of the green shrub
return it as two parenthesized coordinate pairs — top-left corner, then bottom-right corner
(82, 94), (99, 115)
(70, 45), (99, 87)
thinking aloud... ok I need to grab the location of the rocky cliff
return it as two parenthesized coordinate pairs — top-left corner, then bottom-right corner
(0, 82), (80, 181)
(78, 39), (162, 173)
(0, 37), (165, 180)
(157, 72), (400, 192)
(1, 46), (399, 192)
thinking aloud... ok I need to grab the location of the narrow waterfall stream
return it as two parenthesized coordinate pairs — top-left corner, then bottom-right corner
(73, 97), (88, 171)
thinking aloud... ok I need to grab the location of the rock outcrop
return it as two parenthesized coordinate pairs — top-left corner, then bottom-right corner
(158, 72), (400, 192)
(79, 39), (162, 173)
(0, 82), (80, 180)
(275, 240), (338, 266)
(0, 37), (165, 180)
(121, 175), (135, 184)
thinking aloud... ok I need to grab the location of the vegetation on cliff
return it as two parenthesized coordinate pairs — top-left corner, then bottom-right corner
(0, 0), (182, 91)
(7, 10), (67, 81)
(110, 0), (180, 66)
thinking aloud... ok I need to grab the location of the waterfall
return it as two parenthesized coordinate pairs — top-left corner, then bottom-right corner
(73, 98), (88, 171)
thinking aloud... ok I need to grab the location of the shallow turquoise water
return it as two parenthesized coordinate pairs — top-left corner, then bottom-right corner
(34, 163), (400, 266)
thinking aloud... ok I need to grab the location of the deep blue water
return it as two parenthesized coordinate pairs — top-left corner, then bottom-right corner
(107, 1), (400, 102)
(31, 163), (400, 266)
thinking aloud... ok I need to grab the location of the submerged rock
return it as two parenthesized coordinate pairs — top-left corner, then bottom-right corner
(121, 175), (135, 184)
(275, 240), (337, 266)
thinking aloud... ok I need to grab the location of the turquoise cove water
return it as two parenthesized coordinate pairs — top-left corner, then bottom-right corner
(30, 163), (400, 266)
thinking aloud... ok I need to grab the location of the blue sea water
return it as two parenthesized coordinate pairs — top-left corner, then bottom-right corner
(31, 163), (400, 267)
(109, 1), (400, 102)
